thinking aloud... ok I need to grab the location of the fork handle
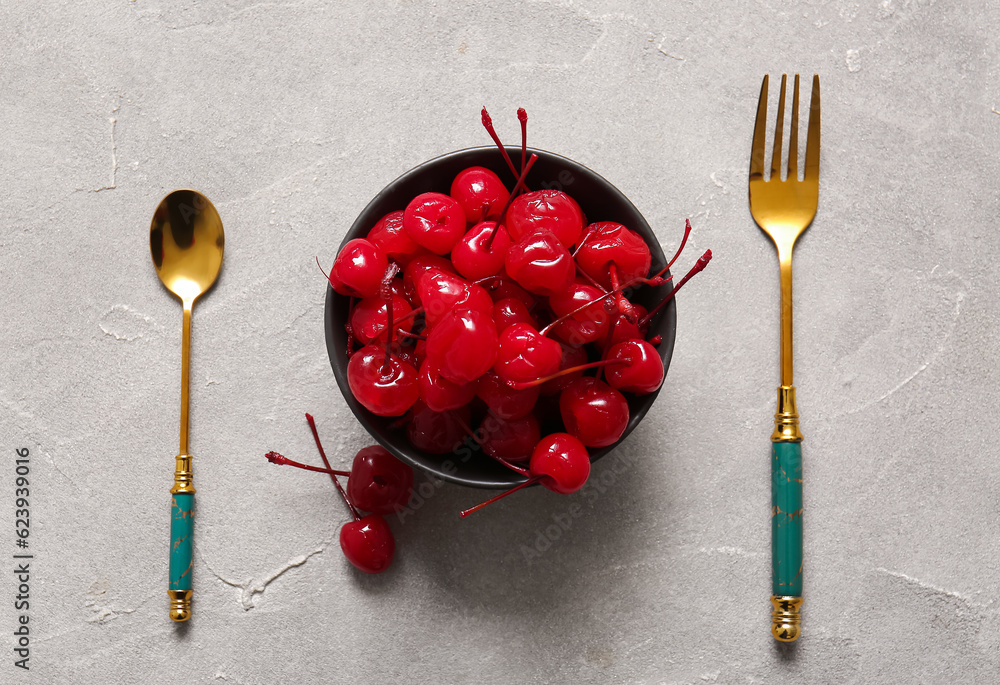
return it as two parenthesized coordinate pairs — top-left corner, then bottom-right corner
(771, 386), (803, 642)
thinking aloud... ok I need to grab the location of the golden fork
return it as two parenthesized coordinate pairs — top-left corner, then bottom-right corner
(748, 73), (820, 643)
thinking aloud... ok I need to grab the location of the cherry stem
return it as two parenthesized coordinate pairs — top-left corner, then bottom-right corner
(455, 416), (531, 477)
(380, 263), (401, 298)
(481, 107), (522, 184)
(518, 107), (528, 182)
(397, 330), (427, 341)
(381, 291), (395, 375)
(572, 226), (595, 258)
(639, 249), (713, 328)
(665, 219), (692, 272)
(575, 264), (606, 292)
(315, 255), (330, 281)
(506, 359), (628, 390)
(392, 306), (423, 328)
(643, 219), (693, 284)
(486, 153), (538, 251)
(460, 476), (539, 518)
(305, 413), (360, 521)
(265, 452), (351, 477)
(608, 263), (636, 323)
(539, 266), (678, 339)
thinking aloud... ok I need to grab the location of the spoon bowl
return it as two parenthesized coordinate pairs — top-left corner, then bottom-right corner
(151, 189), (225, 303)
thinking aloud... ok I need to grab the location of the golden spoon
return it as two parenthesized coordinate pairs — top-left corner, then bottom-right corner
(150, 189), (224, 622)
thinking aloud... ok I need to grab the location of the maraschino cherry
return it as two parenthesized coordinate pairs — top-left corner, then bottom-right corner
(507, 189), (585, 247)
(450, 166), (510, 224)
(347, 289), (420, 416)
(459, 432), (591, 517)
(416, 268), (493, 328)
(407, 401), (470, 454)
(346, 445), (414, 515)
(265, 414), (400, 573)
(418, 359), (478, 411)
(604, 339), (664, 394)
(505, 229), (575, 296)
(494, 322), (563, 385)
(402, 192), (466, 255)
(425, 306), (499, 383)
(367, 210), (426, 266)
(450, 152), (538, 281)
(476, 370), (540, 420)
(559, 377), (630, 448)
(328, 238), (388, 298)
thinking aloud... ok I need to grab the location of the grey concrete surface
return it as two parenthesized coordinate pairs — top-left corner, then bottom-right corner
(3, 1), (1000, 683)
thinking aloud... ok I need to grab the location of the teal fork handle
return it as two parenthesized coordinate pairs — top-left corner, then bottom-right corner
(771, 441), (802, 641)
(169, 491), (194, 621)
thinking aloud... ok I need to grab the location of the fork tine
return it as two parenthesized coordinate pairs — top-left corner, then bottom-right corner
(804, 75), (820, 181)
(749, 75), (768, 181)
(771, 74), (787, 181)
(788, 75), (800, 180)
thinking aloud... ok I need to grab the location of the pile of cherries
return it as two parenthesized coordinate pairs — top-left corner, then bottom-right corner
(327, 108), (711, 517)
(266, 414), (413, 574)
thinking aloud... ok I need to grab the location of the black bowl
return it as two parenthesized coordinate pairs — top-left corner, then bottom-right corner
(325, 146), (677, 488)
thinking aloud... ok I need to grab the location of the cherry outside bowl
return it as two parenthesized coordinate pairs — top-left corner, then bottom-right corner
(325, 146), (677, 489)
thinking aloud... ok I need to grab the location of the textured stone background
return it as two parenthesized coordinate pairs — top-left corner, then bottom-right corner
(3, 1), (999, 683)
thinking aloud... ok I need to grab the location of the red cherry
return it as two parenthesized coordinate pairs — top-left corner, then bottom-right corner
(491, 297), (537, 335)
(425, 307), (499, 383)
(539, 342), (588, 396)
(295, 414), (396, 574)
(458, 432), (591, 517)
(575, 222), (652, 290)
(530, 432), (591, 494)
(340, 514), (395, 574)
(559, 377), (629, 448)
(505, 230), (575, 296)
(476, 370), (539, 420)
(403, 192), (466, 254)
(547, 281), (612, 345)
(507, 189), (585, 247)
(487, 269), (536, 309)
(604, 339), (664, 395)
(599, 305), (650, 351)
(346, 445), (414, 515)
(347, 344), (420, 416)
(418, 359), (478, 412)
(494, 323), (563, 385)
(450, 166), (510, 224)
(416, 268), (493, 329)
(451, 221), (511, 281)
(407, 402), (471, 454)
(480, 413), (541, 463)
(328, 239), (389, 298)
(403, 254), (456, 302)
(367, 210), (427, 266)
(349, 293), (413, 345)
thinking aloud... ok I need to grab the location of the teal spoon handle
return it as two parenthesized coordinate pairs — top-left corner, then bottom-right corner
(168, 455), (194, 622)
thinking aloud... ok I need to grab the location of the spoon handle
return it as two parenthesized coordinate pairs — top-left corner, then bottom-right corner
(169, 456), (195, 621)
(170, 301), (195, 622)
